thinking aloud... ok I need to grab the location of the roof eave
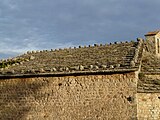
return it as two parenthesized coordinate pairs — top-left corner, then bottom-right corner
(145, 31), (160, 36)
(0, 68), (139, 79)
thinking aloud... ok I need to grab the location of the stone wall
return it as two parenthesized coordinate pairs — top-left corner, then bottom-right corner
(0, 72), (137, 120)
(137, 93), (160, 120)
(137, 74), (160, 120)
(145, 36), (156, 54)
(145, 33), (160, 55)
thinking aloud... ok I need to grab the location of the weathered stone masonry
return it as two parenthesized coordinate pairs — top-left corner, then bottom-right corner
(138, 93), (160, 120)
(138, 73), (160, 120)
(0, 72), (137, 120)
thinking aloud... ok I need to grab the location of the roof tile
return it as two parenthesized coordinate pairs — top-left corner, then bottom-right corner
(0, 40), (143, 75)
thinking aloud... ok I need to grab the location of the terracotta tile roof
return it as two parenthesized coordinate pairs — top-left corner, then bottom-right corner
(138, 73), (160, 93)
(145, 30), (160, 36)
(0, 39), (143, 76)
(141, 52), (160, 72)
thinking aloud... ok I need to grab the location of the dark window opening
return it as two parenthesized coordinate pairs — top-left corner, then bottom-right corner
(157, 39), (160, 53)
(127, 96), (134, 103)
(58, 83), (62, 86)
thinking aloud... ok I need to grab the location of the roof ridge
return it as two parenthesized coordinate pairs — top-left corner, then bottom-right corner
(145, 30), (160, 36)
(130, 38), (144, 67)
(22, 40), (136, 56)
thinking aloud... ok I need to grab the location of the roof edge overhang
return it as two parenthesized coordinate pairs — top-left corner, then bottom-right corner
(144, 30), (160, 36)
(137, 91), (160, 93)
(145, 34), (157, 36)
(0, 68), (138, 79)
(140, 72), (160, 75)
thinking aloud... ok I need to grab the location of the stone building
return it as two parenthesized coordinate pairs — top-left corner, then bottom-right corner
(0, 30), (160, 120)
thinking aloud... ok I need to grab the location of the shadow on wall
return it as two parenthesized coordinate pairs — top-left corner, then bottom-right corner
(0, 78), (48, 120)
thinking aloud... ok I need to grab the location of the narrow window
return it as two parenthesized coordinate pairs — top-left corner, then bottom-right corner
(158, 39), (160, 53)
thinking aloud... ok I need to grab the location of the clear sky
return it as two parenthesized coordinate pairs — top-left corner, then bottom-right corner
(0, 0), (159, 59)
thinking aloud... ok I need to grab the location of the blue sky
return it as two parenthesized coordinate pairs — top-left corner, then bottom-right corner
(0, 0), (160, 59)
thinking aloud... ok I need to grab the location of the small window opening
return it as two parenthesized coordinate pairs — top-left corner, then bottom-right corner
(157, 39), (160, 53)
(58, 83), (62, 86)
(127, 96), (134, 103)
